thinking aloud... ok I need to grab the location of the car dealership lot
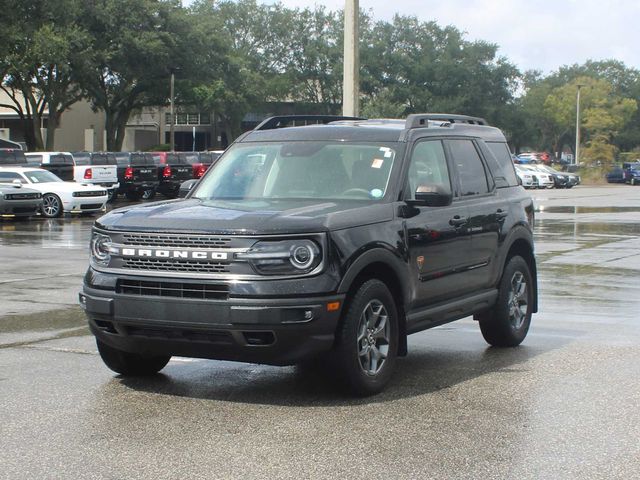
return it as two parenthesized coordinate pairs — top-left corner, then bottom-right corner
(1, 185), (640, 479)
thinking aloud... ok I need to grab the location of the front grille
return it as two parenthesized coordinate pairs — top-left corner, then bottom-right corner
(117, 279), (229, 300)
(122, 258), (230, 273)
(5, 193), (41, 200)
(81, 203), (103, 210)
(73, 191), (104, 197)
(122, 233), (230, 249)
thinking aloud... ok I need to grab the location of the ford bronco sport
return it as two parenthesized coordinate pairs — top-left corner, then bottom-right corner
(80, 114), (537, 395)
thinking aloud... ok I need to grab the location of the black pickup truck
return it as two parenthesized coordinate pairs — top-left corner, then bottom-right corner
(81, 114), (537, 396)
(113, 153), (160, 201)
(148, 152), (193, 198)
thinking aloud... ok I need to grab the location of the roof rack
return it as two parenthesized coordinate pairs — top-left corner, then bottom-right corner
(254, 115), (366, 131)
(405, 114), (489, 129)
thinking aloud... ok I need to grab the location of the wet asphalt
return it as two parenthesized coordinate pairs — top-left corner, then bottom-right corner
(1, 185), (639, 479)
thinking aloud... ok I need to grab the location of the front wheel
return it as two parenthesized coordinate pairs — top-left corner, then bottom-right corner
(41, 193), (63, 218)
(478, 255), (533, 347)
(96, 339), (171, 376)
(331, 279), (398, 396)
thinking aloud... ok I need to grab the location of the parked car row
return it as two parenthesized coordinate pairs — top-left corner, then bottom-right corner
(514, 164), (580, 189)
(0, 148), (223, 219)
(606, 162), (640, 185)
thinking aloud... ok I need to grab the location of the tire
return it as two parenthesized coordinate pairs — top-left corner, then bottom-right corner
(141, 188), (156, 200)
(96, 339), (170, 376)
(331, 279), (398, 396)
(632, 178), (636, 186)
(41, 193), (63, 218)
(479, 255), (533, 347)
(125, 190), (142, 201)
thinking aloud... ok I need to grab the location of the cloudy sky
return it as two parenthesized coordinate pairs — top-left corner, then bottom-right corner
(260, 0), (640, 73)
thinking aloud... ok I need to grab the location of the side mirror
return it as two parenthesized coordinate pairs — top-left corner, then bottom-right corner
(12, 179), (23, 188)
(407, 185), (452, 207)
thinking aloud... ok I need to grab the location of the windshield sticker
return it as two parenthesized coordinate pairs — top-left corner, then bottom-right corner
(371, 159), (384, 169)
(379, 147), (393, 158)
(370, 188), (383, 198)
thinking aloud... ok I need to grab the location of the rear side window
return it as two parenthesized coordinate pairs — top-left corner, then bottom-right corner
(131, 154), (153, 166)
(0, 171), (24, 182)
(26, 154), (43, 165)
(115, 153), (130, 166)
(91, 153), (116, 165)
(73, 153), (90, 165)
(182, 153), (200, 165)
(486, 142), (519, 187)
(448, 139), (490, 196)
(50, 154), (74, 165)
(0, 150), (27, 165)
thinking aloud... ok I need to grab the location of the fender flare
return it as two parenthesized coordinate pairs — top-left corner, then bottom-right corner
(337, 247), (410, 305)
(498, 224), (538, 312)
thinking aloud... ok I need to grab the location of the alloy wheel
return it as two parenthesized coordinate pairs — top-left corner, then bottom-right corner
(508, 271), (528, 329)
(357, 300), (390, 376)
(42, 194), (61, 217)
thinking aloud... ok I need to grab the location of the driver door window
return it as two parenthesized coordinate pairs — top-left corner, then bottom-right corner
(406, 140), (451, 200)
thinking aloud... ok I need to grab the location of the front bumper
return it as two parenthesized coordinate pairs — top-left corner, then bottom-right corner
(80, 284), (344, 366)
(64, 199), (108, 213)
(0, 199), (42, 217)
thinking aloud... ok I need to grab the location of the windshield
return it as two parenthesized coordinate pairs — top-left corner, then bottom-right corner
(24, 170), (63, 183)
(192, 141), (399, 201)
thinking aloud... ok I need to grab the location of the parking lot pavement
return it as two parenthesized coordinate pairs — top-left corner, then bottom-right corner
(1, 186), (640, 479)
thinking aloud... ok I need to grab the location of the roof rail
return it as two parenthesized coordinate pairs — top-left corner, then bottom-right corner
(254, 115), (366, 131)
(405, 114), (489, 129)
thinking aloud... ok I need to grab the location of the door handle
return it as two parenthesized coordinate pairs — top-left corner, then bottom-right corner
(449, 215), (468, 227)
(496, 209), (508, 219)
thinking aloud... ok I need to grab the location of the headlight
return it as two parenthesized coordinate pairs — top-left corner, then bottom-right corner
(237, 239), (321, 275)
(90, 232), (112, 265)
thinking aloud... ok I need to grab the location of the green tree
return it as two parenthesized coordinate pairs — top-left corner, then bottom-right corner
(0, 0), (89, 150)
(360, 15), (520, 125)
(76, 0), (187, 151)
(543, 77), (637, 163)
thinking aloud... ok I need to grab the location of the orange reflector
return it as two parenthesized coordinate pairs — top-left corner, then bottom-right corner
(326, 301), (341, 312)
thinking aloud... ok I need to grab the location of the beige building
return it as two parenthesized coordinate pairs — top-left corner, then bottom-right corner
(0, 90), (218, 151)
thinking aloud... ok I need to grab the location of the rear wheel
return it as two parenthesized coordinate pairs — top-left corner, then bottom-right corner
(41, 193), (62, 218)
(96, 339), (170, 376)
(331, 279), (398, 396)
(478, 255), (533, 347)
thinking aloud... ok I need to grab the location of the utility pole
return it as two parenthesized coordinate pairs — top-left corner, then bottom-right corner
(342, 0), (359, 117)
(575, 84), (584, 166)
(169, 69), (176, 151)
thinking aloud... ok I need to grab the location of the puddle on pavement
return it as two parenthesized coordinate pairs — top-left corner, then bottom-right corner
(536, 206), (640, 214)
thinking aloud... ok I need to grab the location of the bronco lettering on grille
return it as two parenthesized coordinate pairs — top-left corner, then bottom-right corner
(119, 248), (228, 260)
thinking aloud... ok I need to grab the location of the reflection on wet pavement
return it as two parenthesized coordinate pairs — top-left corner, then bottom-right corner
(1, 186), (640, 479)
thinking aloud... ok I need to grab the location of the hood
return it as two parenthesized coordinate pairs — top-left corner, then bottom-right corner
(97, 198), (394, 235)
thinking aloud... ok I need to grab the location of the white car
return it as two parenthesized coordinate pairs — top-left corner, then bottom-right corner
(0, 167), (108, 218)
(519, 165), (555, 188)
(514, 165), (538, 189)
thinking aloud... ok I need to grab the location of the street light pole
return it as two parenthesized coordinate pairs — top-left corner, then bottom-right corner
(169, 69), (176, 151)
(342, 0), (359, 117)
(575, 84), (584, 166)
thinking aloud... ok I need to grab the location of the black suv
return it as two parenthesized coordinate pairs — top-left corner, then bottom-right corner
(80, 114), (538, 395)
